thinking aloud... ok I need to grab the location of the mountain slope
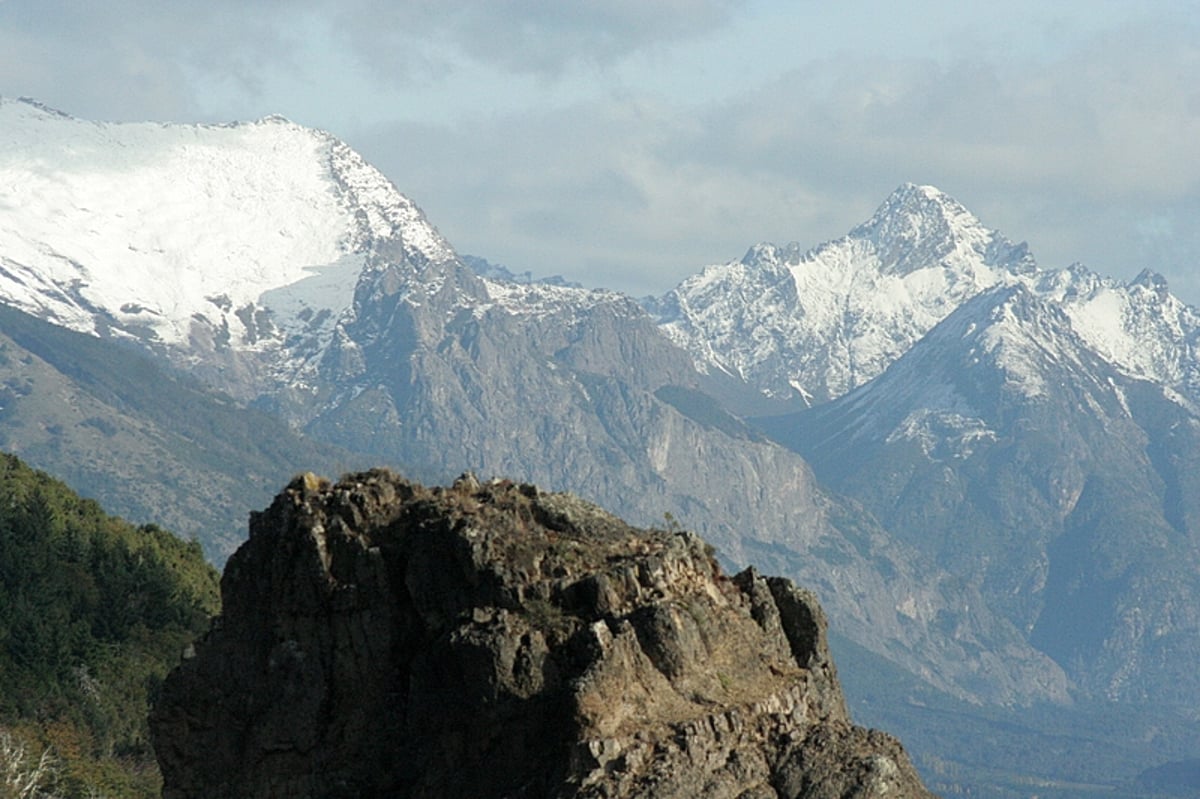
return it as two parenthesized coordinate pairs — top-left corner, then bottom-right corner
(289, 253), (1069, 707)
(0, 451), (219, 798)
(760, 285), (1200, 709)
(0, 303), (360, 559)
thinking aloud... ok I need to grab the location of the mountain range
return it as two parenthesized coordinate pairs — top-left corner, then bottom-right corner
(2, 95), (1198, 795)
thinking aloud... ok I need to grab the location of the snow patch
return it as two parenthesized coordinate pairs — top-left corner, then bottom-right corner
(887, 409), (997, 460)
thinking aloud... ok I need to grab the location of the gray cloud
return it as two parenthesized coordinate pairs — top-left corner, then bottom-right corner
(0, 0), (743, 121)
(328, 0), (743, 79)
(352, 15), (1200, 302)
(0, 0), (301, 120)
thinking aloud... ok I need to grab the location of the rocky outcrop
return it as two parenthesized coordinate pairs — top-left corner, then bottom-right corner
(151, 471), (936, 798)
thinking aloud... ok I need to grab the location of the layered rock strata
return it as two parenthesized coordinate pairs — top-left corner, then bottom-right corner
(152, 470), (935, 798)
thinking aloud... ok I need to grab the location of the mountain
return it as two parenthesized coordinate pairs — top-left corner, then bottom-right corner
(1031, 265), (1200, 409)
(656, 181), (1200, 710)
(650, 184), (1037, 405)
(6, 99), (1199, 792)
(653, 184), (1200, 413)
(760, 285), (1200, 710)
(296, 252), (1072, 708)
(0, 97), (1066, 711)
(652, 183), (1200, 789)
(0, 95), (455, 401)
(152, 470), (936, 799)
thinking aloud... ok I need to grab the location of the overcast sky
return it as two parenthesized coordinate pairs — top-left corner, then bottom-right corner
(3, 1), (1199, 303)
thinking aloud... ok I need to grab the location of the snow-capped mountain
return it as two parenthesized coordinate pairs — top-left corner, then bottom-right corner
(654, 183), (1200, 412)
(652, 184), (1037, 404)
(0, 96), (454, 394)
(760, 284), (1200, 708)
(1033, 265), (1200, 409)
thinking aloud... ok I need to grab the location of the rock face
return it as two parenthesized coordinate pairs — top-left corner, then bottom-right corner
(151, 470), (935, 799)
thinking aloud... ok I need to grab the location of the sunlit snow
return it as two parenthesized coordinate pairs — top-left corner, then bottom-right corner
(0, 97), (453, 351)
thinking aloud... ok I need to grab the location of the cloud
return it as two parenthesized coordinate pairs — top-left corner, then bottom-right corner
(1, 0), (744, 125)
(694, 18), (1200, 200)
(328, 0), (744, 79)
(0, 0), (301, 120)
(351, 15), (1200, 301)
(349, 95), (847, 296)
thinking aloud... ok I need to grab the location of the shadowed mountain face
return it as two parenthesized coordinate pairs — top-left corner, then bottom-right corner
(152, 470), (935, 799)
(280, 255), (1068, 708)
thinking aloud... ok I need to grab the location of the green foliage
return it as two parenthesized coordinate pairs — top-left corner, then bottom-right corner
(0, 453), (220, 798)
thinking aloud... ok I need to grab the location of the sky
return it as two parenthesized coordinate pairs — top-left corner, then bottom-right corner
(2, 1), (1199, 303)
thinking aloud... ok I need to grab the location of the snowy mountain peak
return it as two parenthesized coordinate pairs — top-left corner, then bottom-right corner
(895, 284), (1079, 400)
(0, 98), (456, 383)
(657, 181), (1200, 410)
(1130, 268), (1170, 300)
(966, 285), (1089, 392)
(655, 184), (1040, 403)
(819, 283), (1126, 457)
(852, 183), (954, 231)
(844, 183), (1036, 278)
(739, 241), (804, 268)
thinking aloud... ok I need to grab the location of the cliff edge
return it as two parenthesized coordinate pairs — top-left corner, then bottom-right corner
(151, 470), (936, 798)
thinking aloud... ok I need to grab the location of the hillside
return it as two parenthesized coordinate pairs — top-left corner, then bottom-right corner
(0, 303), (364, 561)
(0, 452), (219, 798)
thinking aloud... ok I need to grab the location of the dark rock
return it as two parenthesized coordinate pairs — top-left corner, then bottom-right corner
(152, 470), (936, 799)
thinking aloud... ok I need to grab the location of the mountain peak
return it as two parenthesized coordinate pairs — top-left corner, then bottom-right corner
(851, 183), (968, 236)
(845, 183), (1035, 278)
(739, 241), (805, 267)
(1130, 268), (1171, 300)
(857, 283), (1080, 413)
(657, 184), (1043, 403)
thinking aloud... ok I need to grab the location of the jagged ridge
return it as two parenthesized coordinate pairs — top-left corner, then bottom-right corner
(654, 183), (1200, 410)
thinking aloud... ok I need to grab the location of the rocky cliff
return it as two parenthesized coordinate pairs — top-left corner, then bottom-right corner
(151, 470), (935, 798)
